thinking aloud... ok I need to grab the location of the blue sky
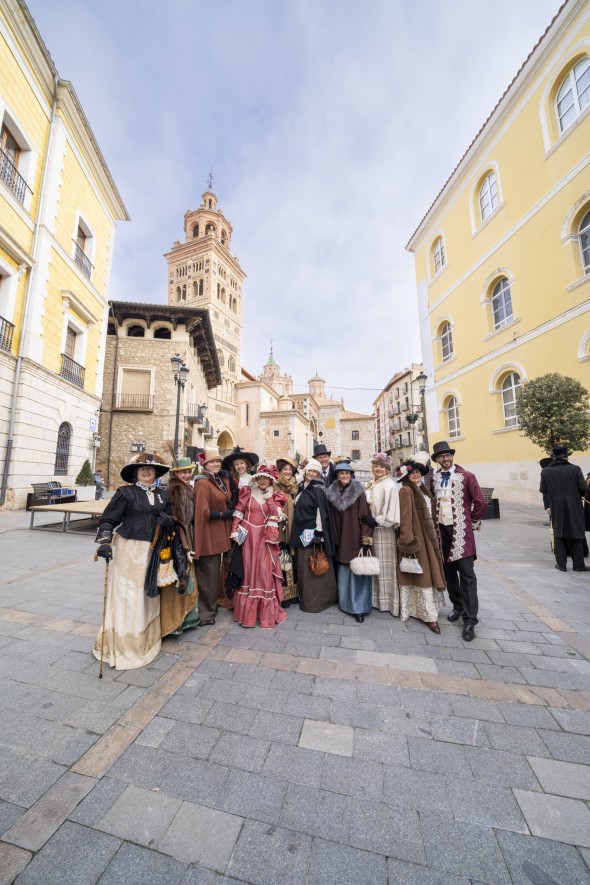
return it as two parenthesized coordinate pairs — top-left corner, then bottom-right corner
(27, 0), (559, 412)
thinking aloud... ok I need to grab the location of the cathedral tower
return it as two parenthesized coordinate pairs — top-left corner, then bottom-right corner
(164, 185), (245, 451)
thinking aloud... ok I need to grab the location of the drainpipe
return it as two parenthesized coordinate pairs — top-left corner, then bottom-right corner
(0, 74), (59, 506)
(105, 301), (119, 489)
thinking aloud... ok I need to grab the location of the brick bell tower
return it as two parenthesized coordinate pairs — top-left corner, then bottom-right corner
(164, 178), (245, 451)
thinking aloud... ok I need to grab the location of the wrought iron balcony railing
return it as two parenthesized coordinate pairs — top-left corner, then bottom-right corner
(59, 353), (85, 388)
(73, 241), (93, 279)
(1, 147), (32, 205)
(0, 315), (15, 353)
(185, 403), (206, 425)
(114, 393), (154, 411)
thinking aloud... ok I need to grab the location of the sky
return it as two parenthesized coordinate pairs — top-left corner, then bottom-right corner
(27, 0), (560, 413)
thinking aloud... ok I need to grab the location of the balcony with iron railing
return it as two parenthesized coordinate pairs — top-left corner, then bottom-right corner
(73, 241), (93, 279)
(60, 353), (85, 388)
(0, 147), (32, 205)
(114, 393), (154, 411)
(186, 403), (206, 425)
(0, 315), (15, 353)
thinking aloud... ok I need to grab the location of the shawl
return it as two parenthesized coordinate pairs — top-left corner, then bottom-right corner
(278, 476), (298, 497)
(326, 479), (366, 512)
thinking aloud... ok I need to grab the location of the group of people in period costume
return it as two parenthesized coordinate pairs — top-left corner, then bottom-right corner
(94, 431), (538, 672)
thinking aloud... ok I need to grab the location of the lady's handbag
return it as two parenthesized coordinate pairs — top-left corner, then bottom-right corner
(399, 554), (423, 575)
(309, 543), (330, 576)
(350, 547), (380, 576)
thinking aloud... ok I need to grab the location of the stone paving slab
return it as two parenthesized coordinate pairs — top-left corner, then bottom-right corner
(514, 789), (590, 847)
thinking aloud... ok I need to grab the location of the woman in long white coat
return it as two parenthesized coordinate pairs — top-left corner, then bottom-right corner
(364, 452), (400, 616)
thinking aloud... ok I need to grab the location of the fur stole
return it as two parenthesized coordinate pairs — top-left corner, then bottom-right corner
(326, 479), (365, 512)
(278, 476), (298, 497)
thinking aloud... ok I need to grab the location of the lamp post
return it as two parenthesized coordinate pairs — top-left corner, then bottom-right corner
(416, 371), (429, 454)
(171, 353), (189, 458)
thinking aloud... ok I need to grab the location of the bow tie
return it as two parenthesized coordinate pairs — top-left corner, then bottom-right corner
(440, 471), (451, 487)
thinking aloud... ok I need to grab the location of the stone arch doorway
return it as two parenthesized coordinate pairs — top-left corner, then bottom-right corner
(217, 430), (235, 456)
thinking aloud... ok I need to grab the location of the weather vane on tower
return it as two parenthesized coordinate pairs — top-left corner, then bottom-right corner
(207, 167), (214, 191)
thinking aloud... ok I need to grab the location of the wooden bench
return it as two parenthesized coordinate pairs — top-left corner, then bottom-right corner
(28, 482), (77, 509)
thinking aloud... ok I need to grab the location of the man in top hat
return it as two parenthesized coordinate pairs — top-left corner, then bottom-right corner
(313, 444), (336, 488)
(540, 446), (588, 572)
(430, 441), (487, 641)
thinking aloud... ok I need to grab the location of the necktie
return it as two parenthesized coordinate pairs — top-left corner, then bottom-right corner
(440, 471), (451, 487)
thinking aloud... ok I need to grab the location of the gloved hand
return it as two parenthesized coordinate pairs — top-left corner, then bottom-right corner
(219, 508), (233, 519)
(360, 514), (379, 528)
(96, 543), (112, 561)
(157, 512), (174, 528)
(313, 531), (324, 544)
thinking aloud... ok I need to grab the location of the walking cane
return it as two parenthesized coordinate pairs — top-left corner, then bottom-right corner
(94, 553), (109, 679)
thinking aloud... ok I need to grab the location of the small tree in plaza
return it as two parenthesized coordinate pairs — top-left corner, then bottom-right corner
(516, 373), (590, 454)
(75, 459), (95, 486)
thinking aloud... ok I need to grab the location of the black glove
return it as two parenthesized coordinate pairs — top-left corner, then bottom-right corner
(96, 543), (112, 561)
(157, 512), (174, 528)
(360, 514), (379, 527)
(219, 508), (233, 519)
(209, 510), (221, 521)
(313, 531), (324, 544)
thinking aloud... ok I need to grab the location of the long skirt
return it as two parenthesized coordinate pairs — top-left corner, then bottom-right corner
(161, 567), (200, 637)
(297, 547), (337, 613)
(337, 564), (372, 615)
(93, 535), (161, 670)
(233, 519), (286, 629)
(371, 526), (399, 616)
(400, 584), (444, 624)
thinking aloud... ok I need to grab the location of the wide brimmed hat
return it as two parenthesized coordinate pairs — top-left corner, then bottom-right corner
(313, 443), (331, 457)
(333, 460), (354, 474)
(551, 445), (568, 460)
(371, 452), (392, 470)
(539, 457), (553, 469)
(431, 440), (455, 460)
(202, 447), (222, 465)
(169, 457), (197, 473)
(276, 456), (297, 472)
(222, 446), (259, 472)
(400, 454), (430, 480)
(304, 458), (323, 476)
(120, 453), (169, 483)
(251, 464), (279, 484)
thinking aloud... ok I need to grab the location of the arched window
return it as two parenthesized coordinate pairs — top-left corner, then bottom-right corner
(182, 285), (186, 301)
(54, 423), (71, 475)
(491, 278), (513, 329)
(205, 222), (215, 235)
(153, 327), (171, 339)
(193, 280), (199, 298)
(501, 372), (521, 427)
(556, 57), (590, 132)
(433, 237), (445, 274)
(127, 324), (145, 337)
(217, 283), (221, 299)
(192, 224), (199, 238)
(217, 349), (224, 367)
(220, 287), (226, 304)
(440, 322), (453, 361)
(199, 279), (204, 297)
(579, 208), (590, 274)
(446, 397), (461, 438)
(479, 171), (499, 221)
(221, 229), (227, 245)
(228, 356), (235, 373)
(176, 286), (181, 302)
(351, 430), (359, 440)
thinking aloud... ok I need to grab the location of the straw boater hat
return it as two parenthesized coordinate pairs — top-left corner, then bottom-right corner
(221, 446), (259, 472)
(399, 451), (431, 480)
(250, 464), (279, 485)
(169, 457), (197, 474)
(276, 456), (297, 472)
(120, 453), (169, 483)
(202, 447), (222, 466)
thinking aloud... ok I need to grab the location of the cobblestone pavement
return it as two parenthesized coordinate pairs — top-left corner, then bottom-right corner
(0, 503), (589, 884)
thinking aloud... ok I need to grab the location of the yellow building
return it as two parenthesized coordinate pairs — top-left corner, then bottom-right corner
(0, 0), (128, 508)
(406, 0), (590, 503)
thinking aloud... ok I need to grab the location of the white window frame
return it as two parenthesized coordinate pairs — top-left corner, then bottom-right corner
(446, 396), (461, 439)
(0, 104), (36, 212)
(0, 257), (21, 324)
(72, 212), (95, 278)
(501, 373), (521, 428)
(556, 56), (590, 133)
(579, 208), (590, 274)
(440, 322), (453, 362)
(61, 310), (87, 367)
(479, 171), (499, 222)
(491, 278), (514, 330)
(433, 236), (445, 274)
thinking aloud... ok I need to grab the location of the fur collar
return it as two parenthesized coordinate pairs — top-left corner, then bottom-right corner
(326, 479), (365, 511)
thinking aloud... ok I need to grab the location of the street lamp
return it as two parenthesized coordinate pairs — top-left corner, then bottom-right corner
(416, 371), (429, 453)
(171, 353), (189, 458)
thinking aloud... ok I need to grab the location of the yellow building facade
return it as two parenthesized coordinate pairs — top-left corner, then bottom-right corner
(406, 0), (590, 503)
(0, 0), (128, 508)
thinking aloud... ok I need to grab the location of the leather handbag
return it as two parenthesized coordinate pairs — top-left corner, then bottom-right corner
(350, 547), (380, 576)
(309, 543), (330, 576)
(399, 554), (423, 575)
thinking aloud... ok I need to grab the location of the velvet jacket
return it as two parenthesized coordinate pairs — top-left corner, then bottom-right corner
(193, 471), (233, 558)
(429, 466), (487, 563)
(96, 483), (167, 543)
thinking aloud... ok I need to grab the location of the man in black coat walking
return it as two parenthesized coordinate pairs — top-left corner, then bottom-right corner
(540, 446), (588, 572)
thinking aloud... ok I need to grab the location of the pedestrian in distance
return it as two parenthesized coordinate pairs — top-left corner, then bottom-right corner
(94, 453), (171, 670)
(290, 458), (337, 612)
(540, 446), (588, 572)
(327, 459), (374, 623)
(93, 468), (105, 500)
(397, 453), (445, 634)
(364, 452), (400, 616)
(430, 441), (487, 642)
(231, 464), (287, 628)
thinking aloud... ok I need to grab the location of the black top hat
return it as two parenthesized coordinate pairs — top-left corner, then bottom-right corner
(221, 447), (259, 472)
(551, 445), (568, 460)
(313, 444), (331, 457)
(431, 441), (455, 460)
(539, 457), (553, 469)
(120, 453), (170, 483)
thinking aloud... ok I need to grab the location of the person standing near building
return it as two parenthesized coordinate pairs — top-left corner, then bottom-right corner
(540, 446), (588, 572)
(313, 444), (336, 487)
(430, 441), (487, 642)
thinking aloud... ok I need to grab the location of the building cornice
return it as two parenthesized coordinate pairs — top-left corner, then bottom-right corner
(163, 238), (246, 279)
(0, 224), (34, 267)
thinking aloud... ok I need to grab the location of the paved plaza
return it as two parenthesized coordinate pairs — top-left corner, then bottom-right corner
(0, 503), (589, 884)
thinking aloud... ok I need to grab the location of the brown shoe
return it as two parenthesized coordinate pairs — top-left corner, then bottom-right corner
(427, 621), (441, 634)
